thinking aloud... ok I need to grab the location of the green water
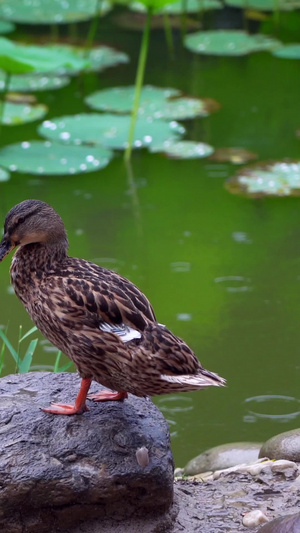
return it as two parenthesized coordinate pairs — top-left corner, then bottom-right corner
(1, 11), (300, 466)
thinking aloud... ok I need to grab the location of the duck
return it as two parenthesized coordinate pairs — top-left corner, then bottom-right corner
(0, 199), (225, 415)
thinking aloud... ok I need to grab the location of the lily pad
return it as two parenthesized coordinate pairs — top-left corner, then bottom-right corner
(38, 113), (185, 150)
(0, 71), (70, 92)
(85, 85), (219, 120)
(272, 44), (300, 59)
(0, 141), (113, 175)
(184, 30), (281, 56)
(0, 167), (10, 181)
(0, 37), (88, 74)
(131, 0), (222, 13)
(226, 161), (300, 197)
(225, 0), (300, 10)
(150, 140), (214, 158)
(1, 101), (48, 125)
(47, 44), (129, 75)
(0, 20), (15, 34)
(209, 147), (258, 164)
(0, 0), (111, 24)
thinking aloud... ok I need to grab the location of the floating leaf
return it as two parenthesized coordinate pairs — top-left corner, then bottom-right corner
(209, 147), (258, 164)
(272, 44), (300, 59)
(47, 44), (129, 75)
(0, 167), (10, 181)
(226, 161), (300, 197)
(225, 0), (300, 10)
(0, 0), (111, 24)
(85, 85), (219, 120)
(38, 113), (185, 150)
(0, 71), (70, 92)
(0, 141), (113, 175)
(184, 30), (281, 56)
(150, 140), (214, 158)
(1, 101), (48, 125)
(0, 20), (15, 34)
(131, 0), (222, 13)
(0, 37), (88, 74)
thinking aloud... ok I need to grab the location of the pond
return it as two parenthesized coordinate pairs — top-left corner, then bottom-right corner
(0, 4), (300, 467)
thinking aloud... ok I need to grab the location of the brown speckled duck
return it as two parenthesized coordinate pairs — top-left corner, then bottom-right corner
(0, 200), (225, 415)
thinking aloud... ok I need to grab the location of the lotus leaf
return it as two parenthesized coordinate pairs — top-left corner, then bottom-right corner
(184, 30), (281, 56)
(0, 141), (113, 175)
(47, 44), (129, 75)
(85, 85), (218, 120)
(0, 20), (15, 34)
(225, 0), (300, 10)
(272, 44), (300, 59)
(38, 113), (185, 150)
(131, 0), (222, 13)
(0, 167), (9, 181)
(226, 161), (300, 197)
(1, 101), (48, 125)
(0, 37), (88, 74)
(0, 0), (111, 24)
(0, 71), (70, 92)
(150, 140), (214, 158)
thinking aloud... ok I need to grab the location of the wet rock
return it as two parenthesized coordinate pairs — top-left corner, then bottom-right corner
(0, 372), (174, 533)
(183, 441), (262, 475)
(257, 511), (300, 533)
(259, 429), (300, 461)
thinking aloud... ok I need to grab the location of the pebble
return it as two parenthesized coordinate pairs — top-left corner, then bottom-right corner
(243, 510), (269, 527)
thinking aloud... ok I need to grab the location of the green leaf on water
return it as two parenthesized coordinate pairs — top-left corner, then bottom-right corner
(85, 85), (219, 120)
(0, 37), (88, 74)
(1, 101), (48, 125)
(0, 141), (113, 175)
(226, 160), (300, 197)
(0, 0), (111, 24)
(272, 44), (300, 59)
(0, 20), (15, 34)
(47, 44), (129, 75)
(184, 30), (282, 56)
(38, 113), (185, 150)
(0, 71), (70, 92)
(150, 140), (214, 158)
(225, 0), (300, 10)
(131, 0), (222, 13)
(0, 166), (10, 181)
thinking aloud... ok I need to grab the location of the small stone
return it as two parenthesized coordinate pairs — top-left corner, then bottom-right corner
(271, 459), (298, 475)
(243, 510), (269, 527)
(259, 429), (300, 461)
(184, 441), (262, 475)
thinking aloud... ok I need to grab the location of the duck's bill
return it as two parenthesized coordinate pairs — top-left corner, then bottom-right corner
(0, 236), (14, 262)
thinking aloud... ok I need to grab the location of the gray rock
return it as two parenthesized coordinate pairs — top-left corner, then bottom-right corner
(257, 512), (300, 533)
(259, 428), (300, 461)
(184, 441), (262, 475)
(0, 372), (174, 533)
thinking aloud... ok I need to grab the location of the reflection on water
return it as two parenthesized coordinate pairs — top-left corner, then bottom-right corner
(232, 232), (252, 244)
(176, 313), (192, 321)
(244, 395), (300, 422)
(214, 275), (252, 293)
(170, 262), (191, 273)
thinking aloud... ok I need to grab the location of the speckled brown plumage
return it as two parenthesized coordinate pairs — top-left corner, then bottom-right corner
(0, 200), (225, 415)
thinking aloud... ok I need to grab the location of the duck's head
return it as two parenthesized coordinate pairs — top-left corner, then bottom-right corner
(0, 199), (68, 261)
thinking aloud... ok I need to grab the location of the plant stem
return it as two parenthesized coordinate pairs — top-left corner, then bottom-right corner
(85, 0), (102, 53)
(163, 13), (174, 58)
(124, 7), (152, 163)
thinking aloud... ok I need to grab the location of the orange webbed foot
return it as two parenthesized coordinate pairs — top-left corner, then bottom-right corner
(41, 402), (89, 415)
(87, 391), (128, 402)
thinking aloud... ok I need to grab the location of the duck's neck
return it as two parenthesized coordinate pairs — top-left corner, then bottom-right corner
(15, 238), (69, 270)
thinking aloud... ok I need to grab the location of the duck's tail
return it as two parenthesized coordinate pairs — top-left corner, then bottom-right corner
(160, 368), (226, 389)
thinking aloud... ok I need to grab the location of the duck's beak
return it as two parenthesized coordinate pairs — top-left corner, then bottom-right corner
(0, 235), (14, 262)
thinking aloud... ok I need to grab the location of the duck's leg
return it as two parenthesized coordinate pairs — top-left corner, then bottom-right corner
(87, 390), (128, 402)
(41, 377), (92, 415)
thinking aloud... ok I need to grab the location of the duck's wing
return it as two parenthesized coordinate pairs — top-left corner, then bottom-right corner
(46, 257), (156, 334)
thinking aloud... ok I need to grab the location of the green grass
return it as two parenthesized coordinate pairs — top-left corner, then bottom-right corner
(0, 325), (74, 375)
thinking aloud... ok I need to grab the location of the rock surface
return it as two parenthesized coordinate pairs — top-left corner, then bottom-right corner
(0, 372), (174, 533)
(257, 511), (300, 533)
(259, 428), (300, 461)
(183, 441), (262, 475)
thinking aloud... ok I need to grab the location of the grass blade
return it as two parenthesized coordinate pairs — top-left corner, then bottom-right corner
(0, 329), (19, 364)
(19, 326), (38, 343)
(18, 338), (38, 373)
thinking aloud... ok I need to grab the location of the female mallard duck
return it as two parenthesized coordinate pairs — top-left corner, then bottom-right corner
(0, 200), (225, 415)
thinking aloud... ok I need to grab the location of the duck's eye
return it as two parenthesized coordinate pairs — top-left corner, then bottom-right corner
(17, 216), (25, 225)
